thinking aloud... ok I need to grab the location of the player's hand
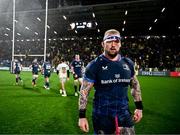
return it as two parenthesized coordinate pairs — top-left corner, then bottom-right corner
(133, 109), (143, 123)
(73, 73), (78, 78)
(78, 118), (89, 133)
(67, 77), (70, 81)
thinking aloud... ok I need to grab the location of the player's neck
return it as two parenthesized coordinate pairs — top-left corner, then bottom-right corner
(75, 59), (80, 61)
(103, 53), (120, 61)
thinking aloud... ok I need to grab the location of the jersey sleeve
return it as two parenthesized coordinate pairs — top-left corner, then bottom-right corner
(70, 61), (74, 68)
(124, 57), (135, 77)
(56, 64), (60, 71)
(66, 64), (69, 70)
(83, 60), (97, 83)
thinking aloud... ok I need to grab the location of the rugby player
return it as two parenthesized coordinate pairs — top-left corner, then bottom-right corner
(13, 59), (23, 85)
(78, 29), (143, 134)
(29, 59), (40, 87)
(42, 61), (52, 90)
(71, 54), (84, 96)
(56, 59), (70, 96)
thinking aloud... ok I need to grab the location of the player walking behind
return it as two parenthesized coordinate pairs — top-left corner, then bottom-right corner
(13, 59), (23, 85)
(42, 61), (52, 90)
(29, 59), (40, 87)
(56, 59), (70, 96)
(71, 54), (84, 96)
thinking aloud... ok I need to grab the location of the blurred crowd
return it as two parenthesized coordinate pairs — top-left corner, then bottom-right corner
(0, 35), (180, 71)
(121, 36), (180, 72)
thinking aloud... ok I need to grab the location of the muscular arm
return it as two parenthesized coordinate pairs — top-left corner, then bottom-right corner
(130, 75), (143, 123)
(70, 65), (75, 74)
(130, 75), (142, 102)
(78, 79), (94, 132)
(78, 80), (94, 116)
(79, 80), (94, 118)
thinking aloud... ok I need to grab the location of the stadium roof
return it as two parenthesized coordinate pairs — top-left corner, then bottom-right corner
(0, 0), (180, 40)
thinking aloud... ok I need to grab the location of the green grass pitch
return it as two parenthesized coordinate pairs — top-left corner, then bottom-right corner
(0, 70), (180, 134)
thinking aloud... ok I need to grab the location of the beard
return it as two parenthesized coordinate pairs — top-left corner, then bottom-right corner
(105, 50), (119, 59)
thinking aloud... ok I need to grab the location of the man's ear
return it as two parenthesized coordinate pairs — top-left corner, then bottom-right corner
(119, 42), (121, 48)
(101, 41), (105, 48)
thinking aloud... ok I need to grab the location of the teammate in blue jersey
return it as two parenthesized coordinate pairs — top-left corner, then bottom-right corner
(78, 29), (143, 134)
(13, 59), (23, 85)
(42, 61), (52, 90)
(29, 59), (40, 87)
(71, 54), (84, 96)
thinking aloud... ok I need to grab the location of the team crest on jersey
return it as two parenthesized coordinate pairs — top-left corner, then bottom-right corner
(123, 64), (130, 70)
(102, 66), (108, 70)
(115, 74), (120, 78)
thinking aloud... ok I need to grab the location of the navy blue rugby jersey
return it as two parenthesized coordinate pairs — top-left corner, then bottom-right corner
(71, 60), (83, 77)
(42, 62), (51, 74)
(84, 54), (135, 116)
(14, 62), (21, 72)
(32, 63), (39, 74)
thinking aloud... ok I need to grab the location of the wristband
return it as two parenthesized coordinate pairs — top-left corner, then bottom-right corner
(135, 101), (143, 110)
(79, 109), (86, 118)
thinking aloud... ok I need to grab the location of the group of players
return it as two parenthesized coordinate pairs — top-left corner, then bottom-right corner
(13, 29), (143, 134)
(13, 54), (84, 97)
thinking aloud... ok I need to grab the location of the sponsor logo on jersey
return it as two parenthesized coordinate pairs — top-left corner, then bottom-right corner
(115, 74), (120, 78)
(102, 66), (108, 70)
(101, 79), (131, 84)
(123, 64), (130, 70)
